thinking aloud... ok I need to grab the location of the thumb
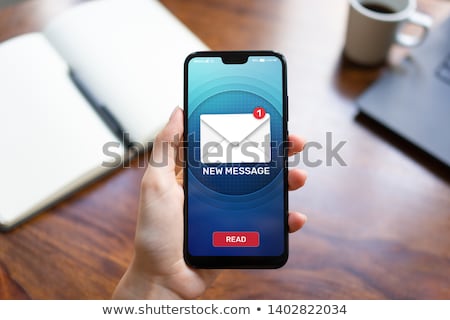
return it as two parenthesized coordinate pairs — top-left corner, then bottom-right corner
(146, 107), (184, 178)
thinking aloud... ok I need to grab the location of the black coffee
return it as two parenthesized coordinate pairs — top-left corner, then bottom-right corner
(362, 2), (396, 14)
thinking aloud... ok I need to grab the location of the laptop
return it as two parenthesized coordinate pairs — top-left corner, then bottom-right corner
(357, 17), (450, 167)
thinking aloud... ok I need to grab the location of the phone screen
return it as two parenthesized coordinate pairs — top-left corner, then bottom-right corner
(184, 52), (288, 268)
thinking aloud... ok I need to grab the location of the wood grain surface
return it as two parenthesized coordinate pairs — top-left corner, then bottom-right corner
(0, 0), (449, 299)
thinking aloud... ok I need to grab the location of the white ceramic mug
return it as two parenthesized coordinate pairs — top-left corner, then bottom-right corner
(344, 0), (432, 65)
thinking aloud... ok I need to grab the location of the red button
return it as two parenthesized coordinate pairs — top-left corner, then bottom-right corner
(212, 232), (260, 247)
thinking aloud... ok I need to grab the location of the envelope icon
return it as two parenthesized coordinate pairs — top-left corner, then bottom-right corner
(200, 113), (271, 164)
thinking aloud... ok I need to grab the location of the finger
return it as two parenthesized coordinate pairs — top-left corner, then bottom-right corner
(288, 168), (307, 191)
(288, 135), (306, 157)
(176, 168), (183, 186)
(288, 211), (307, 233)
(174, 143), (184, 177)
(149, 107), (184, 174)
(175, 119), (185, 171)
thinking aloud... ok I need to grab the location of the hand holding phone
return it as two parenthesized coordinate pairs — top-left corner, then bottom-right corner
(114, 109), (308, 298)
(113, 51), (308, 298)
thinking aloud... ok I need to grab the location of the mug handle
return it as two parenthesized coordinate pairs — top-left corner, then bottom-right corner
(395, 11), (432, 47)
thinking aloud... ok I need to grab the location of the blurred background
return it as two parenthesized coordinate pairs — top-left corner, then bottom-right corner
(0, 0), (449, 299)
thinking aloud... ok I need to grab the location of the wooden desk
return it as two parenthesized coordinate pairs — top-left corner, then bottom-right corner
(0, 0), (449, 299)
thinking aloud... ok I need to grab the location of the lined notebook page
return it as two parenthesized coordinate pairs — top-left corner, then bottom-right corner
(0, 33), (124, 228)
(44, 0), (208, 145)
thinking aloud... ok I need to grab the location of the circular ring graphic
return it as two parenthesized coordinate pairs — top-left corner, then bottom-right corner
(187, 90), (283, 195)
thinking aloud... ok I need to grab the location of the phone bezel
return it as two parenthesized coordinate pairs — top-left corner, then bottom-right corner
(183, 51), (289, 269)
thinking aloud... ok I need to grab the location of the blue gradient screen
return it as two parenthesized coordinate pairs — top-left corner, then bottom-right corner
(187, 55), (285, 256)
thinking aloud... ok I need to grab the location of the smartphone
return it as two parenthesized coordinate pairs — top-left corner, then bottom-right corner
(184, 51), (288, 268)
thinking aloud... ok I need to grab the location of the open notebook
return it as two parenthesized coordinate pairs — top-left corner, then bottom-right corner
(0, 0), (208, 230)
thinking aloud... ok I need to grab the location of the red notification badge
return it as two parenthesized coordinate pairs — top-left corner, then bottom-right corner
(253, 106), (266, 119)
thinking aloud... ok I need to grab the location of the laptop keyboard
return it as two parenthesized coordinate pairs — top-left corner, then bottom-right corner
(436, 53), (450, 85)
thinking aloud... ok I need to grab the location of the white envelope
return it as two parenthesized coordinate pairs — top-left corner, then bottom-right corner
(200, 113), (271, 163)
